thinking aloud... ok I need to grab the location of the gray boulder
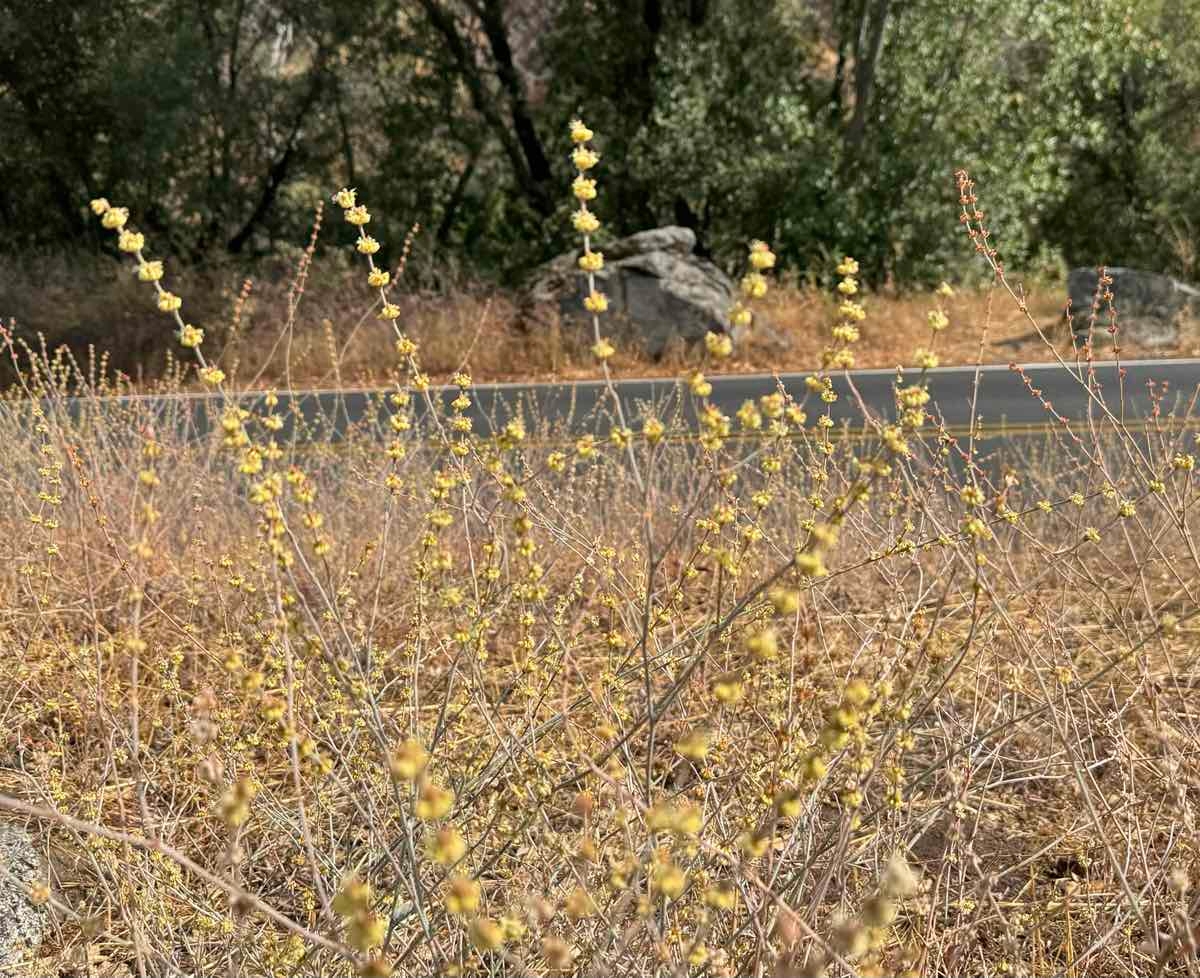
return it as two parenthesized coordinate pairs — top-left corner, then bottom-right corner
(0, 822), (46, 973)
(524, 227), (771, 358)
(1067, 267), (1200, 348)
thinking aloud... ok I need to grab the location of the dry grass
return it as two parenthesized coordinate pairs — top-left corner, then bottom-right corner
(2, 262), (1200, 976)
(1, 167), (1200, 978)
(5, 257), (1197, 396)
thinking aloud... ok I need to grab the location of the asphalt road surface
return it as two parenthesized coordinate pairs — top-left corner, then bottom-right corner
(43, 357), (1200, 444)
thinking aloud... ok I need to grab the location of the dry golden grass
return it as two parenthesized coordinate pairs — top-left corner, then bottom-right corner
(1, 162), (1199, 978)
(137, 276), (1200, 387)
(6, 259), (1198, 396)
(4, 265), (1200, 976)
(2, 318), (1199, 976)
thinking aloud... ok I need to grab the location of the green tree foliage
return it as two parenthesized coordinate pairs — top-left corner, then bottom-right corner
(0, 0), (371, 254)
(1, 0), (1198, 284)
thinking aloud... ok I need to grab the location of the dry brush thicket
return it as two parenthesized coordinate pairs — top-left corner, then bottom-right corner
(0, 134), (1198, 978)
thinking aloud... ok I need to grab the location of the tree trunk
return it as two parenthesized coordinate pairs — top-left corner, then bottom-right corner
(227, 55), (327, 254)
(417, 0), (554, 217)
(477, 0), (554, 215)
(437, 152), (478, 246)
(844, 0), (890, 153)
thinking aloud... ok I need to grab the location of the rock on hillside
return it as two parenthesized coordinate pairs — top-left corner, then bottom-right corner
(1067, 267), (1200, 347)
(524, 226), (782, 358)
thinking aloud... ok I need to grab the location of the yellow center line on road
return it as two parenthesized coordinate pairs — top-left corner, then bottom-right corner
(395, 415), (1200, 451)
(91, 405), (1196, 457)
(627, 416), (1200, 448)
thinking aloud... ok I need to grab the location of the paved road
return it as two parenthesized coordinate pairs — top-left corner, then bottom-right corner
(39, 357), (1200, 443)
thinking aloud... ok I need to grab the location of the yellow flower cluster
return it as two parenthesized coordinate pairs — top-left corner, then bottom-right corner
(89, 197), (218, 374)
(332, 187), (420, 363)
(646, 801), (703, 837)
(916, 282), (953, 371)
(705, 331), (733, 358)
(178, 324), (204, 349)
(415, 778), (455, 820)
(426, 825), (466, 866)
(218, 777), (257, 827)
(332, 876), (386, 952)
(714, 239), (777, 362)
(387, 737), (428, 782)
(569, 119), (613, 363)
(824, 256), (862, 370)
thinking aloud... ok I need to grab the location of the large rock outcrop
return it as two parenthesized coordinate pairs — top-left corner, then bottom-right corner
(1067, 267), (1200, 347)
(524, 227), (771, 357)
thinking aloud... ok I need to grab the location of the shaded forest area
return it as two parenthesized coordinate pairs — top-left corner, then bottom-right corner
(1, 0), (1198, 368)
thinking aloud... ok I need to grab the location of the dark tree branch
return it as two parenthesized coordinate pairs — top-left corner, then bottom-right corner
(844, 0), (889, 152)
(436, 151), (479, 246)
(226, 50), (327, 254)
(415, 0), (548, 214)
(643, 0), (663, 33)
(477, 0), (553, 211)
(332, 72), (357, 187)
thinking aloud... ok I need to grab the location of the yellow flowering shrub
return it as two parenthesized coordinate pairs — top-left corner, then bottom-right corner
(0, 135), (1193, 978)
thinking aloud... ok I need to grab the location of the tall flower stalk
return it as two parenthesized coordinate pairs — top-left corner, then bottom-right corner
(568, 119), (643, 488)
